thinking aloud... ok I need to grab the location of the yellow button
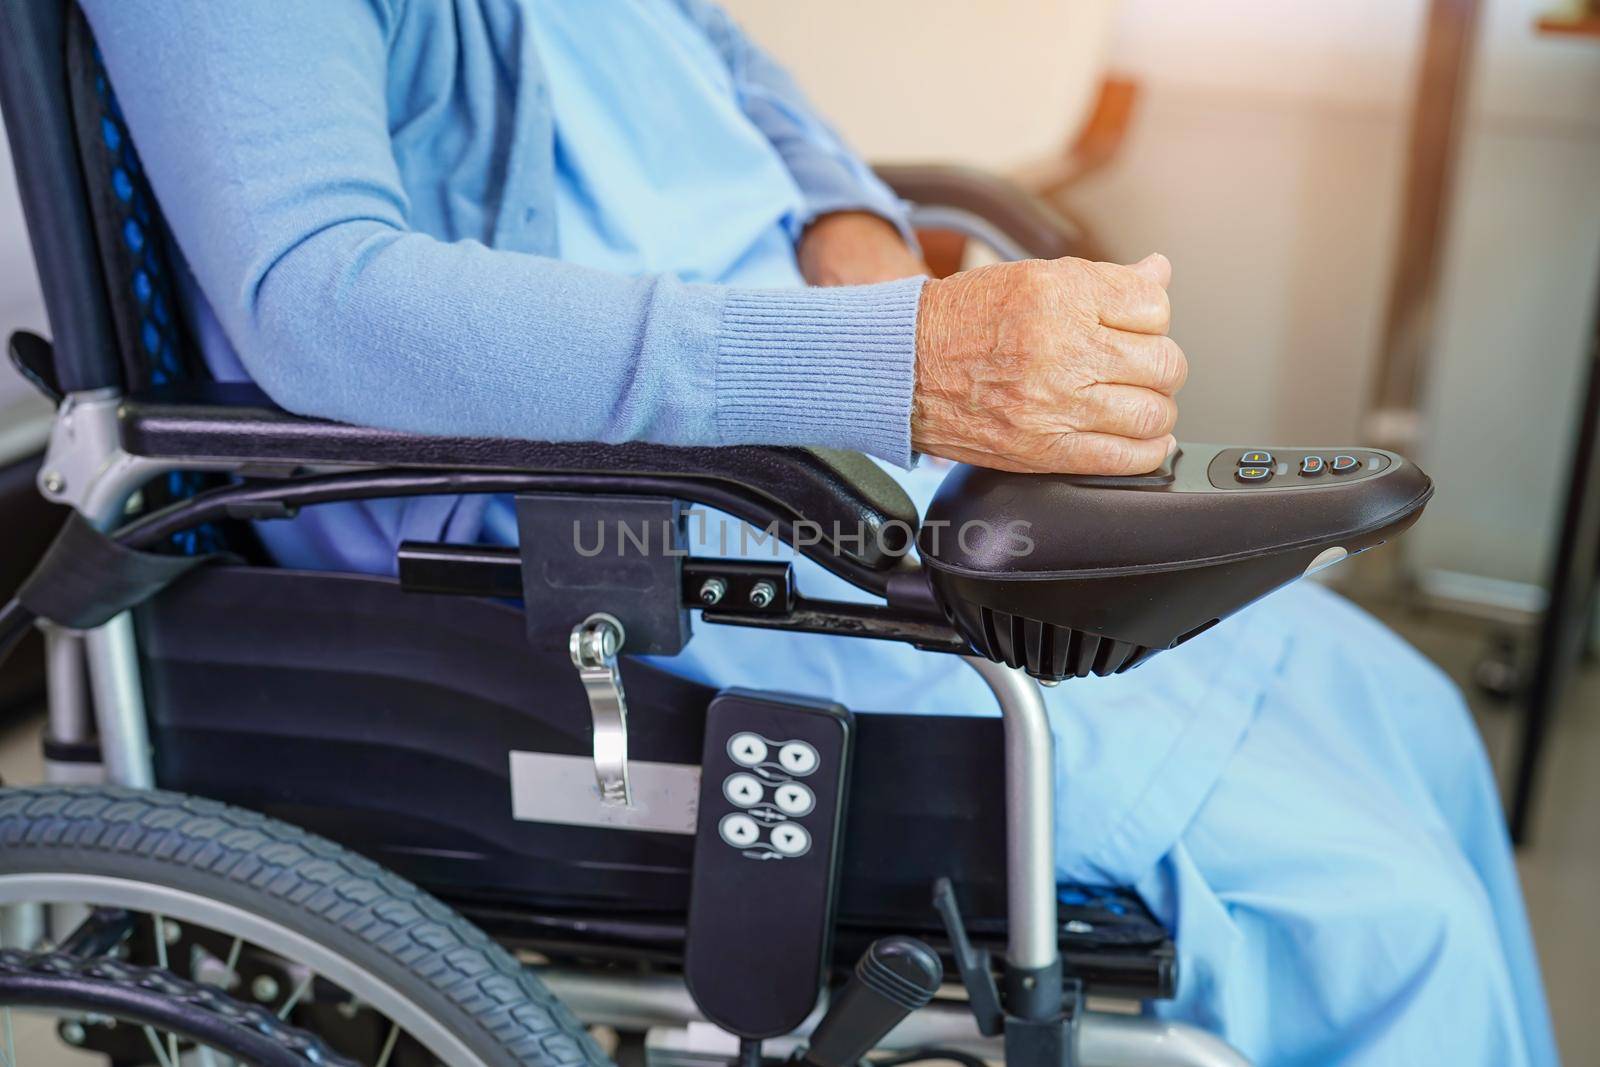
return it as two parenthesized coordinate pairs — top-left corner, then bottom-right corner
(1240, 451), (1273, 466)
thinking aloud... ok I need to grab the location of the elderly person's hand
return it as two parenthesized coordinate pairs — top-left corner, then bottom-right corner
(913, 253), (1185, 475)
(798, 211), (930, 285)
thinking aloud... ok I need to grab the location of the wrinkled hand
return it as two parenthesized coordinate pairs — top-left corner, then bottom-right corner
(912, 254), (1186, 474)
(797, 211), (930, 286)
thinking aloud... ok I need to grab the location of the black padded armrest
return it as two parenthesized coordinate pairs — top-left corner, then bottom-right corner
(119, 383), (918, 571)
(874, 163), (1082, 261)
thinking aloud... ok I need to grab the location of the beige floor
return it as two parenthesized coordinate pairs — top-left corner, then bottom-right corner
(0, 605), (1596, 1064)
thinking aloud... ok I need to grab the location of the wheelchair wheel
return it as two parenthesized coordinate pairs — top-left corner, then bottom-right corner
(0, 948), (363, 1067)
(0, 786), (612, 1067)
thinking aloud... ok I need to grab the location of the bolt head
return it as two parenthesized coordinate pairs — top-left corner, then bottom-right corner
(251, 974), (280, 1002)
(42, 470), (65, 495)
(748, 581), (775, 608)
(60, 1021), (87, 1045)
(698, 578), (726, 606)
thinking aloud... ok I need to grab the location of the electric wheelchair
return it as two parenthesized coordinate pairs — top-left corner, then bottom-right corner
(0, 5), (1433, 1067)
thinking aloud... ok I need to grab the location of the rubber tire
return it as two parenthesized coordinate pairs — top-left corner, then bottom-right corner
(0, 786), (612, 1067)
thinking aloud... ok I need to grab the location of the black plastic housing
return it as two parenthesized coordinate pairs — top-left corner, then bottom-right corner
(920, 444), (1433, 681)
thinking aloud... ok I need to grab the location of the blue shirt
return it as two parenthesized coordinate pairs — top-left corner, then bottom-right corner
(534, 1), (808, 288)
(82, 0), (922, 473)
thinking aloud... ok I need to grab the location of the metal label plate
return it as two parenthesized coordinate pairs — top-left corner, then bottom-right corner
(508, 751), (700, 834)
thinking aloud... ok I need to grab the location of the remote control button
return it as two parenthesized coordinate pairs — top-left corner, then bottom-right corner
(1330, 454), (1361, 473)
(727, 733), (768, 767)
(1236, 466), (1272, 483)
(1300, 455), (1326, 476)
(773, 782), (815, 817)
(719, 813), (760, 848)
(777, 741), (819, 776)
(724, 773), (764, 808)
(769, 822), (811, 857)
(1239, 451), (1273, 466)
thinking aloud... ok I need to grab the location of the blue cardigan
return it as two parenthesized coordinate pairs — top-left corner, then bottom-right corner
(80, 0), (924, 465)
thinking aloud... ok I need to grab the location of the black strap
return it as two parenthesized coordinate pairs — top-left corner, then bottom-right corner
(18, 513), (226, 630)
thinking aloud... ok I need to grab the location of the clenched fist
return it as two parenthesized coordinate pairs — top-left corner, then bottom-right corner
(912, 254), (1186, 475)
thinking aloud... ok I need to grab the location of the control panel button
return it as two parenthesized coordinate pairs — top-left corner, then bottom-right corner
(773, 782), (815, 816)
(724, 773), (764, 808)
(769, 823), (811, 857)
(1299, 455), (1326, 476)
(1239, 451), (1273, 466)
(719, 813), (760, 848)
(1236, 466), (1272, 483)
(777, 741), (819, 776)
(1330, 454), (1361, 474)
(727, 733), (768, 767)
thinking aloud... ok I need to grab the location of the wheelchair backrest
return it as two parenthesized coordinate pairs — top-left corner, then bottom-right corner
(0, 2), (195, 395)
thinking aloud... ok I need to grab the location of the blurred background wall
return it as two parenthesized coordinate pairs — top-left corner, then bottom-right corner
(727, 0), (1600, 605)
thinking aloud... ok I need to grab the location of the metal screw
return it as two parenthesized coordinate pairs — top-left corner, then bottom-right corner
(748, 581), (776, 609)
(60, 1021), (86, 1046)
(697, 578), (726, 606)
(1039, 677), (1062, 688)
(162, 919), (183, 944)
(251, 974), (280, 1002)
(42, 470), (65, 495)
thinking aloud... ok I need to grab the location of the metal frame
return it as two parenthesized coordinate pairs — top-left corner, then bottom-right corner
(906, 204), (1033, 264)
(35, 389), (1252, 1066)
(38, 389), (245, 788)
(962, 657), (1058, 975)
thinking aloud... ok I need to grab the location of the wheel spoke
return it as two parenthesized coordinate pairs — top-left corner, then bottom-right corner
(142, 1025), (178, 1067)
(1, 928), (16, 1067)
(152, 915), (180, 1067)
(277, 971), (314, 1021)
(221, 936), (244, 990)
(374, 1021), (401, 1067)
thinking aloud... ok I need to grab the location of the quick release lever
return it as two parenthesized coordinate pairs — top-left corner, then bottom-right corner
(569, 613), (630, 806)
(932, 877), (1003, 1036)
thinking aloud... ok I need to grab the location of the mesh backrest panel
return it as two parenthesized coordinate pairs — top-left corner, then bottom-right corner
(65, 8), (195, 392)
(64, 7), (225, 555)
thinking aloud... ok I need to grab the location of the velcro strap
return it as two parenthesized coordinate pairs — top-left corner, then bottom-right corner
(18, 513), (226, 630)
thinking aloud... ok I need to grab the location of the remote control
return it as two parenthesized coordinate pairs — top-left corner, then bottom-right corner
(683, 689), (853, 1039)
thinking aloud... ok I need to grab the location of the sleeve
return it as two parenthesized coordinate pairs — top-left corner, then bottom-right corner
(674, 0), (917, 246)
(79, 0), (921, 465)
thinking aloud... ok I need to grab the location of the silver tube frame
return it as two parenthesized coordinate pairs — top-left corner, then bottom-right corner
(539, 968), (1250, 1067)
(42, 625), (91, 746)
(37, 390), (240, 789)
(905, 204), (1034, 264)
(962, 656), (1058, 972)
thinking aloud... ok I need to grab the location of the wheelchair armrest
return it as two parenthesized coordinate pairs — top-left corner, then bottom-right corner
(874, 163), (1083, 261)
(118, 382), (919, 571)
